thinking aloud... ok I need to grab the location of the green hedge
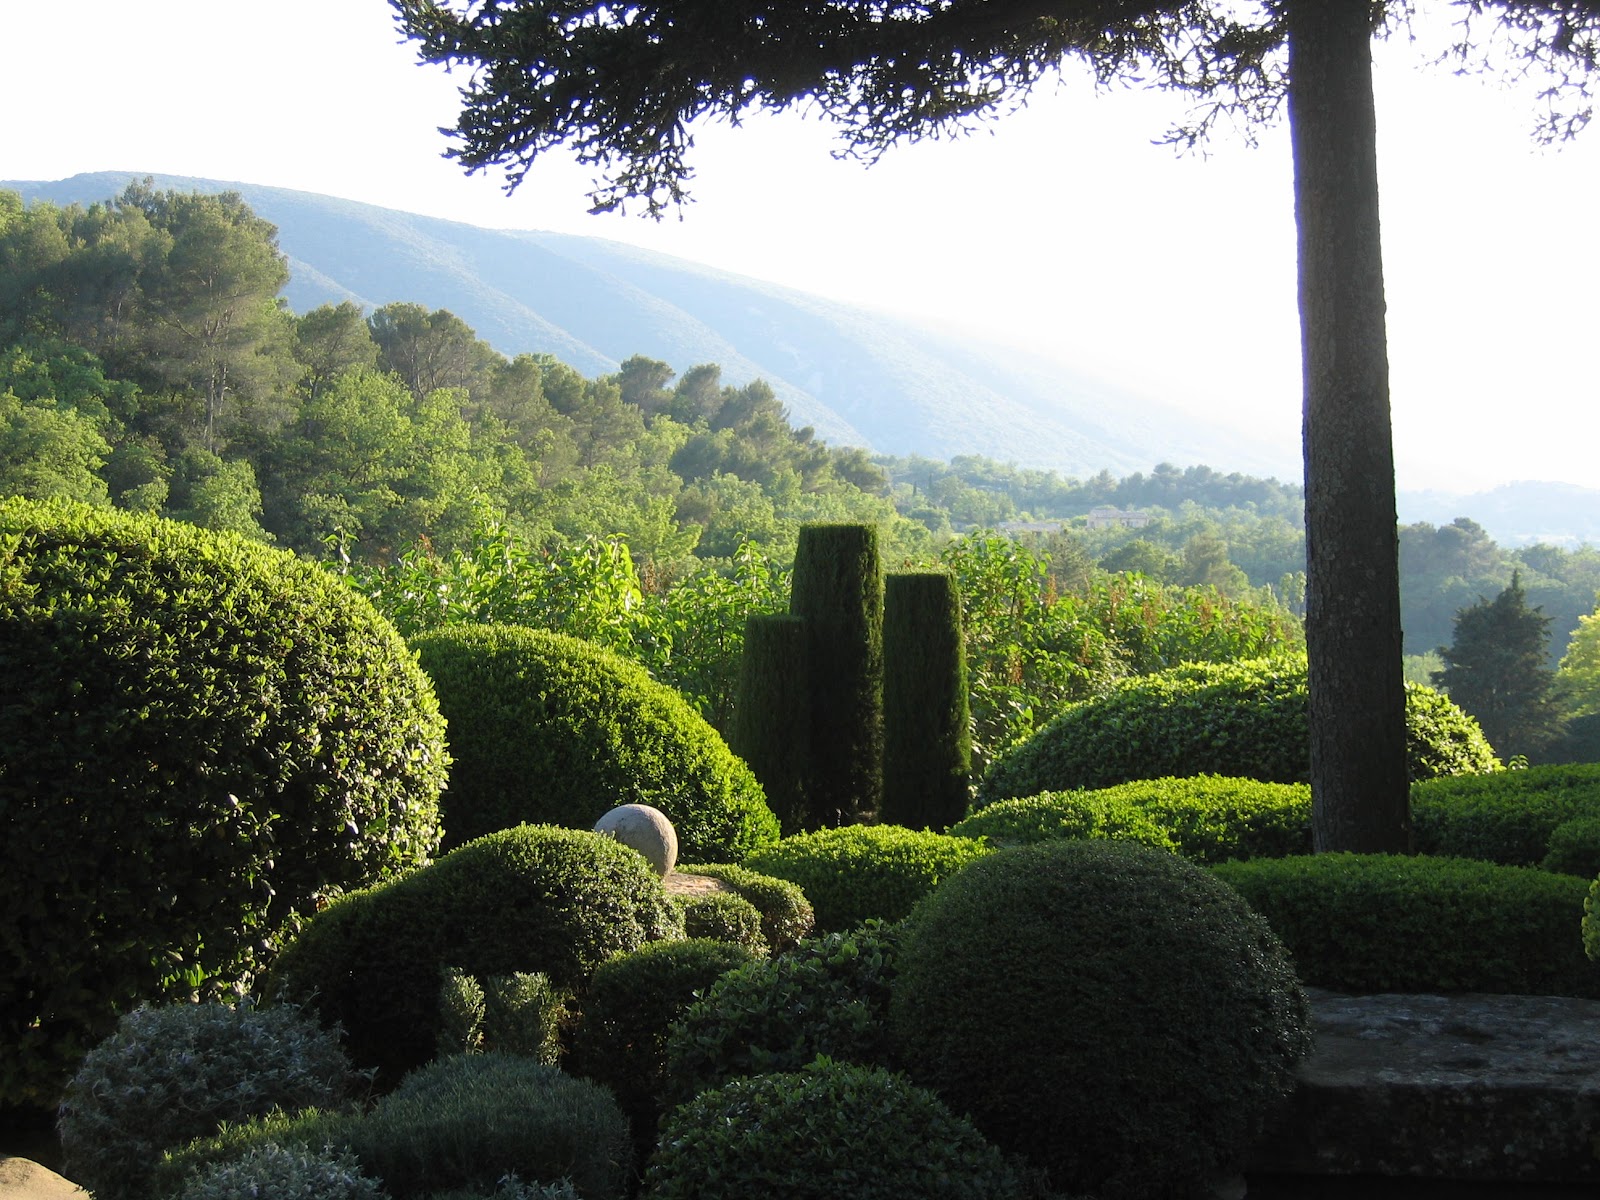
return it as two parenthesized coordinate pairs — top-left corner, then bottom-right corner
(673, 862), (815, 952)
(0, 498), (447, 1109)
(1211, 854), (1600, 997)
(263, 825), (683, 1085)
(976, 655), (1499, 805)
(1411, 763), (1600, 870)
(743, 825), (992, 932)
(412, 624), (779, 861)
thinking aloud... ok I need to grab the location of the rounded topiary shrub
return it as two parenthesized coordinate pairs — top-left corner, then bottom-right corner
(264, 825), (683, 1085)
(1543, 816), (1600, 879)
(890, 840), (1311, 1200)
(680, 892), (767, 953)
(976, 655), (1499, 806)
(1411, 763), (1600, 867)
(1211, 854), (1600, 997)
(566, 938), (756, 1153)
(642, 1059), (1024, 1200)
(742, 825), (991, 932)
(672, 862), (814, 952)
(411, 624), (778, 861)
(57, 1001), (358, 1200)
(176, 1144), (386, 1200)
(948, 789), (1178, 853)
(0, 499), (447, 1109)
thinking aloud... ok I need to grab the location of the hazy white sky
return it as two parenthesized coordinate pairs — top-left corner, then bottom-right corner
(4, 0), (1597, 492)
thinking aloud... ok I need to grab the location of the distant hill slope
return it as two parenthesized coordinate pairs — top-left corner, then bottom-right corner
(6, 171), (1295, 480)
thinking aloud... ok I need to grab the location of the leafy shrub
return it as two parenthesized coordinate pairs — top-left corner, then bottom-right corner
(264, 825), (682, 1085)
(0, 498), (447, 1108)
(1543, 817), (1600, 879)
(672, 862), (814, 952)
(680, 892), (767, 953)
(1211, 854), (1600, 997)
(57, 1001), (357, 1200)
(976, 655), (1498, 805)
(176, 1144), (387, 1200)
(1411, 763), (1600, 867)
(154, 1109), (359, 1200)
(662, 920), (903, 1108)
(566, 938), (756, 1154)
(411, 624), (778, 861)
(641, 1059), (1024, 1200)
(890, 840), (1311, 1200)
(435, 969), (567, 1063)
(949, 790), (1178, 852)
(1586, 878), (1600, 963)
(743, 825), (991, 931)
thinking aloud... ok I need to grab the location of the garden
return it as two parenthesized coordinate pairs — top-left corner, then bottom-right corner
(3, 498), (1599, 1199)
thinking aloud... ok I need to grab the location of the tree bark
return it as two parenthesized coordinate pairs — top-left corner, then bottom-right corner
(1286, 0), (1411, 853)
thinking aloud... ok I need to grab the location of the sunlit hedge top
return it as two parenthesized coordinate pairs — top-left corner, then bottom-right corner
(0, 498), (447, 1108)
(976, 654), (1498, 805)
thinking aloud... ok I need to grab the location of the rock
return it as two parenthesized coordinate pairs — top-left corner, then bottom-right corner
(0, 1158), (88, 1200)
(594, 804), (678, 876)
(1249, 988), (1600, 1183)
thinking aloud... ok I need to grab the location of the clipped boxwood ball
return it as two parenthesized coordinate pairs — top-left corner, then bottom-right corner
(672, 863), (814, 952)
(642, 1060), (1024, 1200)
(412, 624), (778, 861)
(0, 498), (446, 1109)
(891, 840), (1311, 1200)
(264, 824), (683, 1084)
(977, 654), (1498, 805)
(743, 824), (991, 932)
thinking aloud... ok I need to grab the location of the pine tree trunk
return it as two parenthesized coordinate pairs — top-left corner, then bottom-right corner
(1286, 0), (1410, 852)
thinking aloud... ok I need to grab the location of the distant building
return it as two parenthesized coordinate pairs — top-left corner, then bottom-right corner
(1085, 506), (1151, 531)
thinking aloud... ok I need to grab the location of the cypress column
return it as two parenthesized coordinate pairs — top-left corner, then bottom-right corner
(729, 613), (812, 836)
(882, 570), (971, 831)
(789, 523), (883, 827)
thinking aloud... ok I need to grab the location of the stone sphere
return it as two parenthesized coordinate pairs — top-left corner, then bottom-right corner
(594, 804), (679, 876)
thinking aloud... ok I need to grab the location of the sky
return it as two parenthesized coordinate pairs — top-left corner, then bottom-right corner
(4, 0), (1597, 494)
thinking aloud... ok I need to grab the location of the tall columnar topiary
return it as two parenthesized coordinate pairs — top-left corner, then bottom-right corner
(729, 613), (811, 834)
(411, 623), (778, 861)
(882, 570), (971, 830)
(788, 523), (883, 827)
(0, 498), (448, 1110)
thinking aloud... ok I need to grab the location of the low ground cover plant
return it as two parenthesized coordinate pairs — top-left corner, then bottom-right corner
(1410, 762), (1600, 871)
(411, 624), (779, 861)
(977, 655), (1498, 805)
(742, 824), (992, 931)
(0, 498), (448, 1109)
(1212, 854), (1600, 997)
(891, 839), (1311, 1200)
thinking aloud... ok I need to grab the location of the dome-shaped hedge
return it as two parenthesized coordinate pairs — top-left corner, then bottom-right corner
(890, 840), (1311, 1199)
(411, 624), (778, 861)
(977, 655), (1498, 806)
(263, 824), (683, 1084)
(0, 498), (447, 1109)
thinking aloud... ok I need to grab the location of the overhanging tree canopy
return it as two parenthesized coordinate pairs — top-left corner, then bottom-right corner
(392, 0), (1599, 851)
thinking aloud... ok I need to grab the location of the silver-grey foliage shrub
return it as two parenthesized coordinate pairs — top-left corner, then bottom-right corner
(176, 1144), (388, 1200)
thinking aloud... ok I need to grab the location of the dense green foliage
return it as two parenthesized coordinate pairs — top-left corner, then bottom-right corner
(977, 655), (1499, 805)
(410, 623), (778, 859)
(662, 920), (903, 1108)
(679, 892), (768, 952)
(263, 825), (682, 1085)
(1410, 763), (1600, 867)
(174, 1144), (386, 1200)
(642, 1060), (1024, 1200)
(57, 1003), (356, 1200)
(890, 840), (1311, 1199)
(882, 570), (971, 830)
(1211, 855), (1600, 997)
(744, 825), (992, 932)
(1433, 571), (1558, 759)
(0, 498), (446, 1109)
(672, 862), (816, 952)
(953, 776), (1313, 864)
(728, 613), (811, 831)
(789, 523), (884, 827)
(433, 968), (567, 1063)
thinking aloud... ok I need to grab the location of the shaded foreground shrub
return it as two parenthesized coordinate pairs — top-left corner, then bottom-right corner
(1411, 763), (1600, 868)
(412, 624), (778, 860)
(642, 1060), (1025, 1200)
(264, 825), (682, 1085)
(679, 892), (767, 952)
(58, 1002), (357, 1200)
(1212, 854), (1600, 997)
(0, 498), (447, 1108)
(977, 655), (1498, 805)
(743, 825), (991, 932)
(891, 840), (1311, 1200)
(175, 1144), (385, 1200)
(672, 862), (814, 952)
(663, 920), (903, 1108)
